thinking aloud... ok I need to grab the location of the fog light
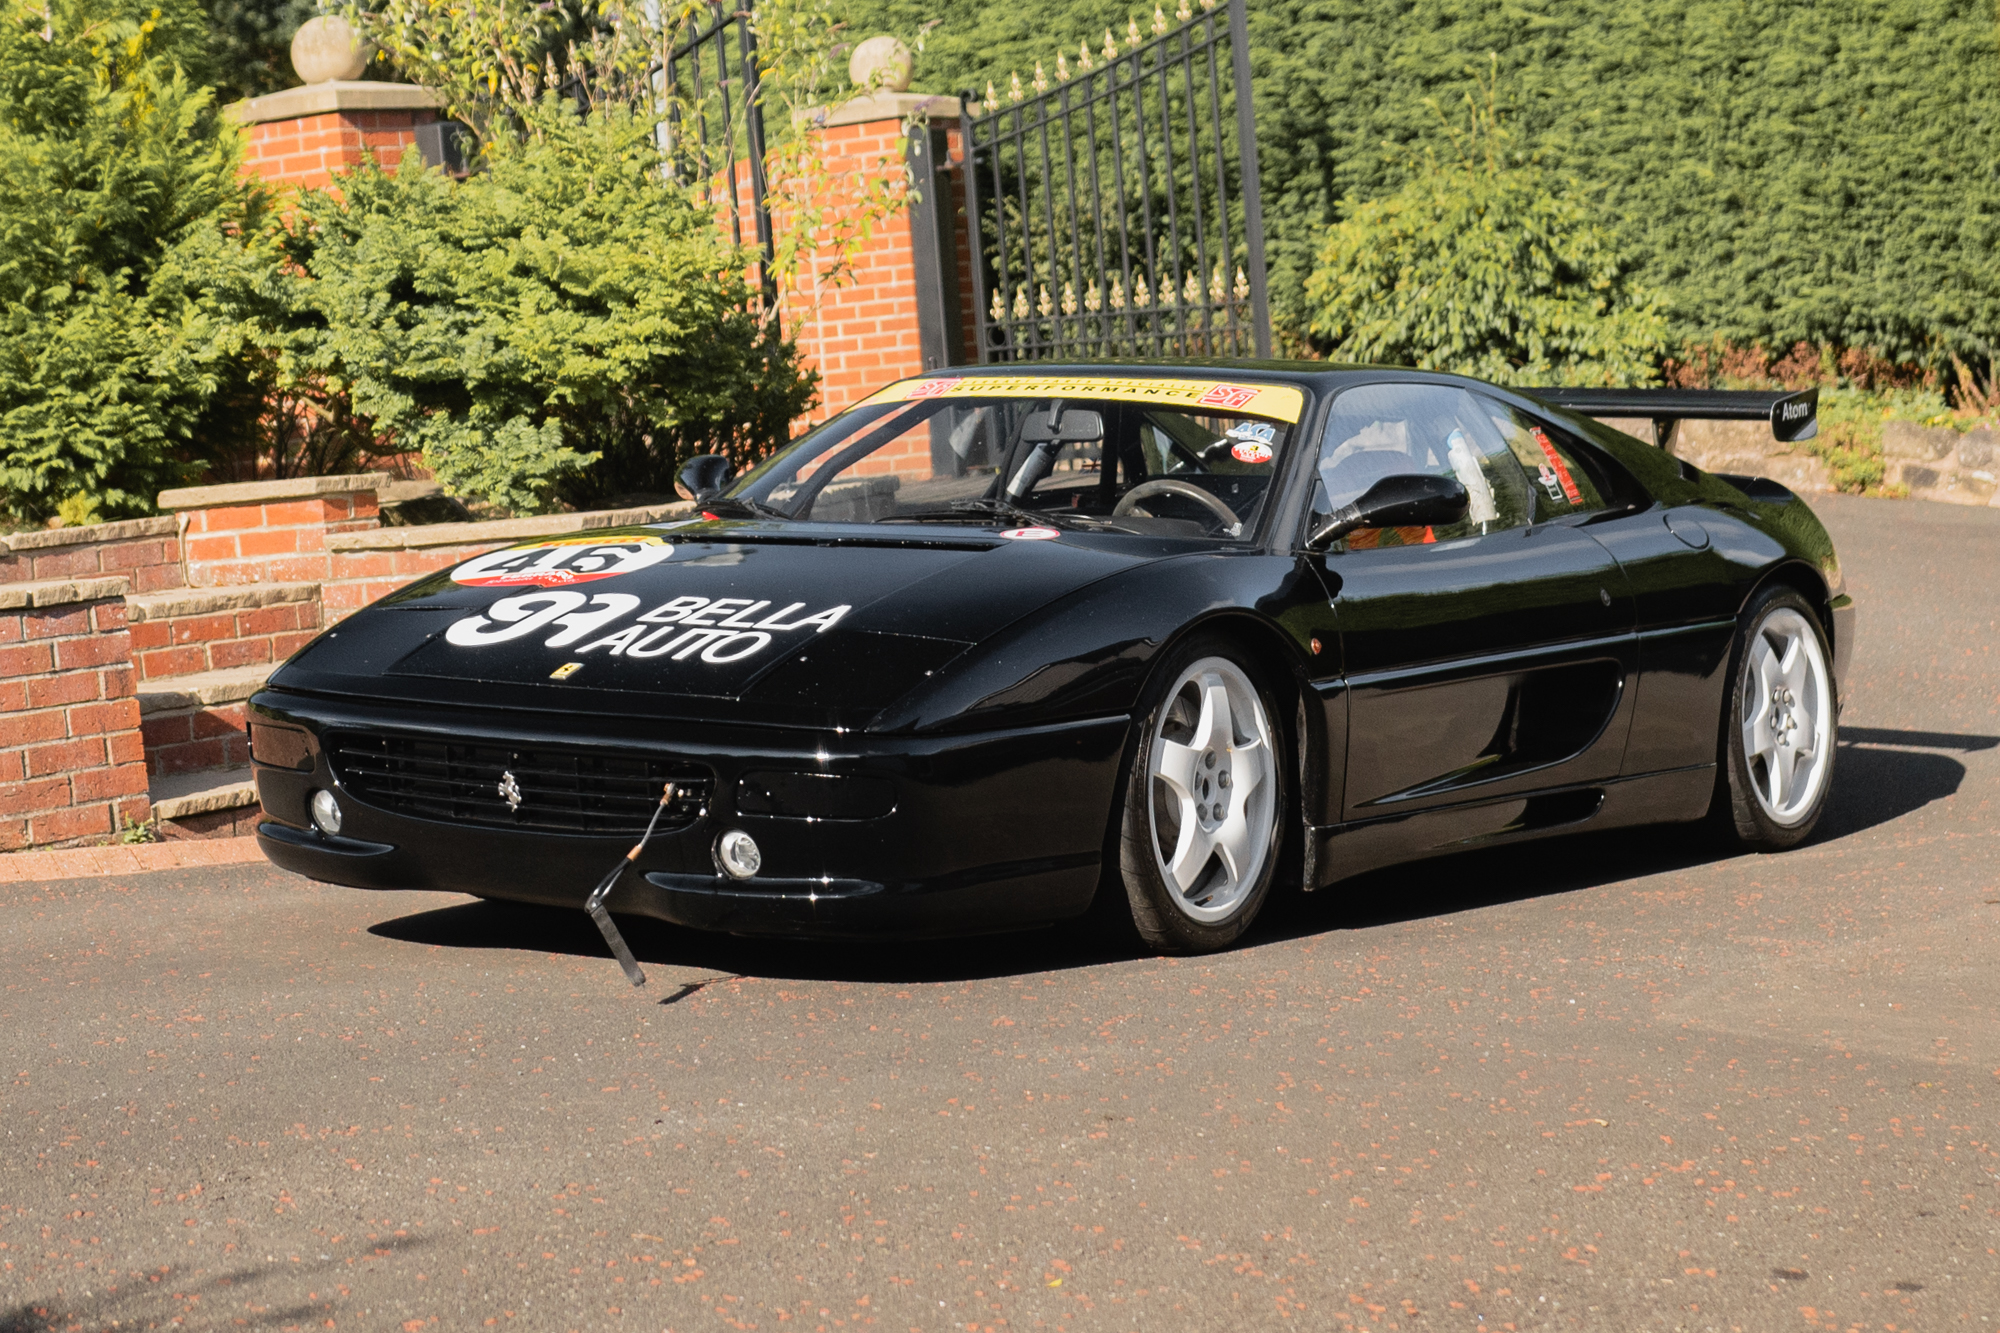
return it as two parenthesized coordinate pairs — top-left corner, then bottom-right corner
(715, 828), (761, 880)
(310, 789), (343, 837)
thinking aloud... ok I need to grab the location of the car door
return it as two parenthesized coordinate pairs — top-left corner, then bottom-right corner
(1533, 413), (1769, 777)
(1318, 383), (1637, 823)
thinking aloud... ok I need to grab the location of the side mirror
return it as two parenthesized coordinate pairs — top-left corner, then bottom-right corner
(678, 453), (734, 503)
(1307, 473), (1469, 550)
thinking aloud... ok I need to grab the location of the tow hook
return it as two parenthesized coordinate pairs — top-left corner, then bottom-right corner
(583, 782), (678, 987)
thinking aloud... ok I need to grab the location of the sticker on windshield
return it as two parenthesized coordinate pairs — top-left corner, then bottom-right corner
(1197, 383), (1260, 410)
(998, 526), (1061, 540)
(451, 535), (675, 588)
(1230, 440), (1274, 464)
(858, 375), (1305, 424)
(1530, 428), (1583, 505)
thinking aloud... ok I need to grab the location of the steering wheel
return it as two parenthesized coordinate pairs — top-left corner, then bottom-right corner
(1112, 478), (1244, 532)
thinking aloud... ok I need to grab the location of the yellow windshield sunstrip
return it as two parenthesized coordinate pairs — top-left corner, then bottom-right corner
(857, 374), (1306, 425)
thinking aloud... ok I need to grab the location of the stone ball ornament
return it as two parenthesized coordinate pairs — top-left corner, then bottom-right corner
(291, 15), (375, 85)
(848, 35), (913, 92)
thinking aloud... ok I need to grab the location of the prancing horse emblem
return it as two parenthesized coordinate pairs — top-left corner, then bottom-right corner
(497, 770), (524, 812)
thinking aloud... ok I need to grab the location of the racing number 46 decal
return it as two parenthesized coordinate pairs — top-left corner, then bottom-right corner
(452, 536), (675, 588)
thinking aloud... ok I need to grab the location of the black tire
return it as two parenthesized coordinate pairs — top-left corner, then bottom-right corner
(1113, 634), (1290, 953)
(1714, 584), (1838, 850)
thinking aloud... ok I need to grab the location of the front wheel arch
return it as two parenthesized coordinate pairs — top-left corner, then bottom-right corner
(1093, 621), (1307, 951)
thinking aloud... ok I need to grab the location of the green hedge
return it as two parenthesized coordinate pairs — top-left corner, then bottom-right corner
(854, 0), (2000, 366)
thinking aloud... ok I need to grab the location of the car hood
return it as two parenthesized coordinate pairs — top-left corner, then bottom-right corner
(269, 522), (1163, 728)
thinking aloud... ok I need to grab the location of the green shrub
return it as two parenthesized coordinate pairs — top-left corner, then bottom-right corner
(1300, 97), (1663, 385)
(0, 0), (262, 522)
(287, 101), (817, 514)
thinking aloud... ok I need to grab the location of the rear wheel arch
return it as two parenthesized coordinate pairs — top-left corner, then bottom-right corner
(1742, 559), (1837, 666)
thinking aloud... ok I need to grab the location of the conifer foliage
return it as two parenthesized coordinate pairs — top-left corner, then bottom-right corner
(0, 0), (259, 521)
(849, 0), (2000, 368)
(1301, 89), (1664, 384)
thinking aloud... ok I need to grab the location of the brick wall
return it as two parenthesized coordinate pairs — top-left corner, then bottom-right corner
(0, 517), (183, 591)
(160, 475), (385, 587)
(319, 505), (691, 621)
(127, 588), (323, 681)
(0, 580), (149, 850)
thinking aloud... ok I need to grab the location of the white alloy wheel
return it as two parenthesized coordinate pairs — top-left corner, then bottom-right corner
(1146, 656), (1278, 923)
(1738, 605), (1834, 826)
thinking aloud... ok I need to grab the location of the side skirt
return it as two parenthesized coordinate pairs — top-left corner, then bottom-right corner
(1305, 764), (1715, 889)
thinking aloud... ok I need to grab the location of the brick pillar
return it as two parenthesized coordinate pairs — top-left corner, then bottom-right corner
(0, 579), (149, 850)
(790, 93), (969, 421)
(226, 81), (443, 189)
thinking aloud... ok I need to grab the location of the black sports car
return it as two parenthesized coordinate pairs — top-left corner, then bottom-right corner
(251, 364), (1852, 959)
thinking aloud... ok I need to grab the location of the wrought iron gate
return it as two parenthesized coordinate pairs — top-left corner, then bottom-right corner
(660, 3), (778, 313)
(961, 0), (1270, 363)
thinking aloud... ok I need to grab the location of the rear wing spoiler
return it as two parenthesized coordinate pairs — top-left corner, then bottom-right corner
(1527, 387), (1819, 444)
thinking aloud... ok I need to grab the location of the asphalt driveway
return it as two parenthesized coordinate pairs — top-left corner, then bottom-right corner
(2, 493), (1995, 1332)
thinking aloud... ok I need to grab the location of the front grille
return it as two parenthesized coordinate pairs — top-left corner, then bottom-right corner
(326, 731), (712, 836)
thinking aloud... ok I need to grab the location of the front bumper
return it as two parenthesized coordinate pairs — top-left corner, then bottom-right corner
(249, 689), (1128, 939)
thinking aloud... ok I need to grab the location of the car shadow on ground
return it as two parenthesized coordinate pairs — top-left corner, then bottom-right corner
(366, 726), (1993, 986)
(0, 1235), (426, 1333)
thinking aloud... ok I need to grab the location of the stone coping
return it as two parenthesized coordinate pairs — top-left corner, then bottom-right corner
(326, 502), (693, 552)
(0, 576), (131, 610)
(817, 91), (962, 128)
(150, 771), (259, 821)
(157, 473), (391, 511)
(125, 582), (320, 621)
(226, 81), (441, 126)
(2, 516), (178, 552)
(137, 664), (273, 714)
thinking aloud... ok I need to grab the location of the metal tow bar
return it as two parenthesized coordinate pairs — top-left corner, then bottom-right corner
(583, 782), (677, 988)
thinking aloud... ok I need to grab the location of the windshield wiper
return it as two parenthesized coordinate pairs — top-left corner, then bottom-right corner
(698, 496), (792, 521)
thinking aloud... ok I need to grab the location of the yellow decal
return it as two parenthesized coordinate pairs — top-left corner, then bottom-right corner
(859, 374), (1305, 423)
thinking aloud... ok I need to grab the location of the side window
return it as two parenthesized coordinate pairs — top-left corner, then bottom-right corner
(1479, 398), (1611, 520)
(1311, 384), (1535, 548)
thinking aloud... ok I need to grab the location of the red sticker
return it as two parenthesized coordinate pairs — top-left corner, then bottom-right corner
(997, 526), (1061, 540)
(1197, 383), (1259, 410)
(1531, 428), (1583, 504)
(906, 378), (956, 398)
(1230, 440), (1274, 464)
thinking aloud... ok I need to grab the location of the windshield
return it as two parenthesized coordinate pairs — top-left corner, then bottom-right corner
(726, 375), (1305, 541)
